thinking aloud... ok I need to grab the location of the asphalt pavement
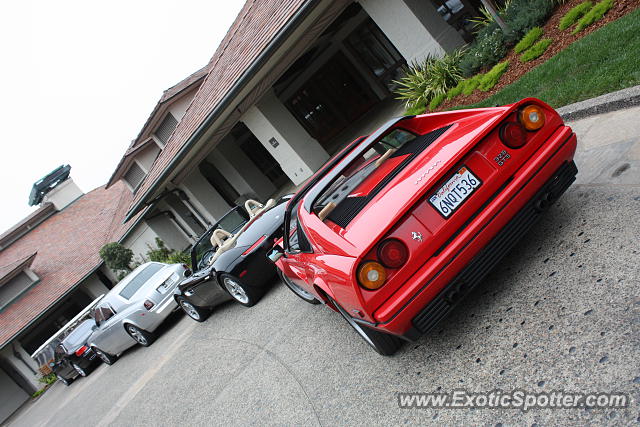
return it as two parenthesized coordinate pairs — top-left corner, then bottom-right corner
(5, 106), (640, 427)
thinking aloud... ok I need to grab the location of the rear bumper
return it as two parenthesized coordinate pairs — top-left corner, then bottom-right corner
(408, 160), (577, 339)
(358, 126), (577, 338)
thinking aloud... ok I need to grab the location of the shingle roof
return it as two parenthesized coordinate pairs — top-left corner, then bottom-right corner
(0, 181), (136, 348)
(0, 253), (37, 284)
(123, 0), (309, 220)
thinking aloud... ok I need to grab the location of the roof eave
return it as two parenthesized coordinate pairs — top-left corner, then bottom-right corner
(123, 0), (320, 223)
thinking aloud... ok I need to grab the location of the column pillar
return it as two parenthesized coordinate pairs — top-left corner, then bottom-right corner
(242, 89), (329, 186)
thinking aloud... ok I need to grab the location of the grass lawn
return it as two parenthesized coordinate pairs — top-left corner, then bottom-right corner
(462, 7), (640, 109)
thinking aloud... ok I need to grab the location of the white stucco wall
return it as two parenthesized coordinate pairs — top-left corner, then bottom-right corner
(168, 87), (199, 122)
(121, 221), (162, 263)
(0, 345), (40, 392)
(359, 0), (463, 63)
(42, 179), (84, 211)
(134, 145), (161, 173)
(77, 274), (110, 300)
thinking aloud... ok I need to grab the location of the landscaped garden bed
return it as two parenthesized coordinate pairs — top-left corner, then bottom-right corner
(396, 0), (640, 113)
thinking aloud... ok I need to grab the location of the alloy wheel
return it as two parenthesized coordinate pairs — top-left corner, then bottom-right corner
(72, 362), (86, 377)
(127, 325), (148, 345)
(180, 300), (201, 321)
(223, 277), (249, 304)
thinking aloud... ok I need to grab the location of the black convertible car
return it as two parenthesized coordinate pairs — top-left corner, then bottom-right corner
(174, 196), (291, 321)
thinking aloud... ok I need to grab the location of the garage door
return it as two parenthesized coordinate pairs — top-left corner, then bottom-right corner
(0, 367), (29, 422)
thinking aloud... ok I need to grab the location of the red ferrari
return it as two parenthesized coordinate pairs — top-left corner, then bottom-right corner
(269, 98), (577, 355)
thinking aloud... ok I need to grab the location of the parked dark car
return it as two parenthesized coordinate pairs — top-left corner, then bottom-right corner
(175, 196), (292, 321)
(51, 319), (101, 385)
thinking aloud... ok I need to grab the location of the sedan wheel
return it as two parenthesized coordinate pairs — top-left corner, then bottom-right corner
(125, 324), (155, 347)
(58, 375), (72, 386)
(328, 296), (403, 356)
(93, 347), (117, 365)
(72, 362), (87, 377)
(278, 270), (320, 304)
(221, 274), (259, 307)
(177, 297), (209, 322)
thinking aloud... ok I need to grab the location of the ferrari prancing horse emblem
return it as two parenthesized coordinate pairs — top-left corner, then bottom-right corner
(411, 232), (423, 242)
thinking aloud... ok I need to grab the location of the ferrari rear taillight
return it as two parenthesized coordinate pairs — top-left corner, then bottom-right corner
(143, 300), (155, 310)
(519, 104), (545, 131)
(499, 122), (527, 148)
(377, 239), (408, 268)
(357, 261), (387, 290)
(75, 346), (88, 357)
(242, 235), (267, 256)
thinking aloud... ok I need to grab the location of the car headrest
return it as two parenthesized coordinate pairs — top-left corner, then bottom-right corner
(210, 228), (233, 249)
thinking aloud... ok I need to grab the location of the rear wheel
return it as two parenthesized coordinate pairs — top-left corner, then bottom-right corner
(93, 347), (118, 365)
(72, 362), (87, 377)
(125, 324), (155, 347)
(177, 296), (210, 322)
(278, 270), (320, 304)
(328, 296), (403, 356)
(58, 375), (73, 386)
(221, 274), (261, 307)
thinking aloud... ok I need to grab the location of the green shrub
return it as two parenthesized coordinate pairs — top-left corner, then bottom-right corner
(99, 242), (133, 277)
(404, 103), (427, 115)
(559, 1), (594, 30)
(394, 50), (464, 109)
(573, 0), (615, 33)
(429, 93), (446, 111)
(146, 238), (190, 265)
(478, 61), (510, 91)
(514, 27), (544, 53)
(39, 373), (57, 385)
(502, 0), (555, 42)
(520, 38), (553, 62)
(462, 74), (484, 95)
(460, 28), (508, 77)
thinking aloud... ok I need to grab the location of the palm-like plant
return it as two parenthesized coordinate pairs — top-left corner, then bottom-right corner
(394, 50), (464, 110)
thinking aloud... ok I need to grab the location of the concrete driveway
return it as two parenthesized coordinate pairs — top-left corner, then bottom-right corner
(6, 106), (640, 426)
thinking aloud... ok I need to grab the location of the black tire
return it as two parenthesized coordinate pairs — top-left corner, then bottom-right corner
(124, 324), (156, 347)
(58, 375), (73, 386)
(176, 296), (210, 322)
(328, 296), (403, 356)
(93, 347), (118, 365)
(278, 270), (320, 305)
(72, 362), (87, 377)
(220, 274), (262, 307)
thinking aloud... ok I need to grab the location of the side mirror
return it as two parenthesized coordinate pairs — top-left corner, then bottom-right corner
(267, 245), (285, 263)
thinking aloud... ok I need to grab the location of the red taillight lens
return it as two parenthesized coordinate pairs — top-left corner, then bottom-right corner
(499, 121), (527, 148)
(377, 239), (408, 268)
(75, 345), (88, 357)
(143, 300), (155, 310)
(242, 235), (267, 256)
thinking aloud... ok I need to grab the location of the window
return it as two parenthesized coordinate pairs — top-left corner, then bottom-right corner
(124, 162), (146, 191)
(154, 113), (178, 145)
(285, 201), (311, 254)
(93, 305), (115, 326)
(118, 263), (164, 299)
(0, 271), (37, 309)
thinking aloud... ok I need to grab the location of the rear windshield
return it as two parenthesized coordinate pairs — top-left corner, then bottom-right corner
(313, 128), (416, 212)
(62, 320), (94, 350)
(119, 263), (164, 299)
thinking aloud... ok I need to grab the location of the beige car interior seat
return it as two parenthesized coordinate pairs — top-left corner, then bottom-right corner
(207, 198), (276, 265)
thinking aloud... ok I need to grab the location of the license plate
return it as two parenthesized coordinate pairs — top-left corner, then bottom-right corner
(429, 166), (481, 218)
